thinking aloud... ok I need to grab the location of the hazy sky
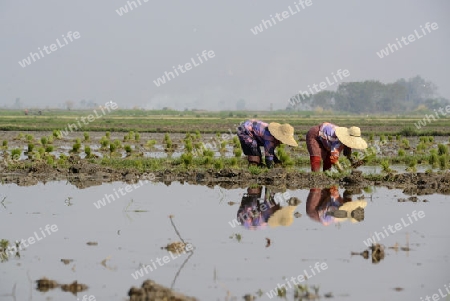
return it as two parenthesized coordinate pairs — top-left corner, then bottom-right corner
(1, 0), (449, 110)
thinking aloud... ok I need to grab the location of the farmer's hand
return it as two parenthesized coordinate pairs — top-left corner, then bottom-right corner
(330, 150), (340, 165)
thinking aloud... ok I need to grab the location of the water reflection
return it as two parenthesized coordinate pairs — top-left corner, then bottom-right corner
(236, 186), (300, 230)
(306, 186), (367, 226)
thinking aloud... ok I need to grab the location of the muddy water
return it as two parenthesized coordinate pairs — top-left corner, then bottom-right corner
(0, 181), (449, 301)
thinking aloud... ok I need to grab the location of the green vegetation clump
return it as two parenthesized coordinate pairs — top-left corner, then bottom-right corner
(145, 140), (156, 149)
(84, 132), (90, 141)
(11, 148), (21, 160)
(53, 130), (62, 139)
(380, 159), (392, 173)
(72, 143), (81, 153)
(233, 148), (242, 158)
(184, 138), (193, 153)
(439, 155), (448, 170)
(2, 140), (7, 148)
(27, 143), (34, 153)
(181, 153), (193, 167)
(438, 144), (448, 156)
(135, 132), (140, 142)
(401, 138), (410, 149)
(45, 145), (54, 153)
(429, 152), (438, 168)
(84, 146), (92, 157)
(124, 144), (132, 155)
(398, 149), (405, 156)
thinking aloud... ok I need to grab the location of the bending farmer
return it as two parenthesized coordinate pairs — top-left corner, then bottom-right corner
(237, 120), (297, 168)
(306, 122), (367, 172)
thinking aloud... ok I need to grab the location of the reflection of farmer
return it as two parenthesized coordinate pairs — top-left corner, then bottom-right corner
(236, 186), (299, 230)
(306, 187), (366, 225)
(237, 120), (297, 168)
(306, 122), (368, 172)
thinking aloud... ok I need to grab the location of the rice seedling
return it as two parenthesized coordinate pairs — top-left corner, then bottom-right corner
(416, 142), (426, 153)
(195, 130), (201, 140)
(74, 138), (81, 144)
(439, 155), (448, 170)
(113, 139), (122, 149)
(38, 147), (45, 155)
(27, 143), (34, 153)
(248, 165), (262, 175)
(401, 138), (410, 149)
(166, 138), (173, 150)
(203, 149), (215, 158)
(16, 133), (24, 140)
(26, 134), (34, 142)
(380, 134), (386, 142)
(53, 130), (62, 139)
(145, 140), (156, 149)
(72, 143), (81, 153)
(11, 148), (21, 160)
(429, 152), (439, 168)
(233, 147), (242, 158)
(106, 131), (111, 139)
(230, 157), (238, 167)
(203, 156), (213, 165)
(184, 138), (193, 153)
(181, 153), (193, 167)
(388, 135), (393, 142)
(232, 136), (240, 148)
(135, 132), (140, 142)
(369, 133), (374, 142)
(398, 149), (405, 156)
(380, 159), (392, 173)
(406, 159), (417, 172)
(396, 134), (401, 141)
(46, 156), (54, 165)
(2, 140), (7, 149)
(428, 136), (434, 143)
(45, 145), (54, 153)
(100, 137), (109, 150)
(47, 135), (54, 144)
(84, 146), (92, 158)
(109, 143), (117, 153)
(219, 141), (227, 154)
(124, 144), (132, 155)
(438, 143), (448, 156)
(84, 132), (90, 141)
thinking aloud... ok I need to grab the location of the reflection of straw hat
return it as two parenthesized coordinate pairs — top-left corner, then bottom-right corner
(335, 127), (368, 149)
(268, 206), (297, 227)
(334, 200), (367, 223)
(268, 123), (298, 147)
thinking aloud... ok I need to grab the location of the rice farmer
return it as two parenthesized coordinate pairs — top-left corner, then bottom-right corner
(306, 122), (368, 172)
(236, 186), (281, 230)
(237, 120), (298, 168)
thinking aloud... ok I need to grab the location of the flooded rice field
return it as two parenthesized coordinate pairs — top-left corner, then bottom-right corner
(1, 180), (449, 301)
